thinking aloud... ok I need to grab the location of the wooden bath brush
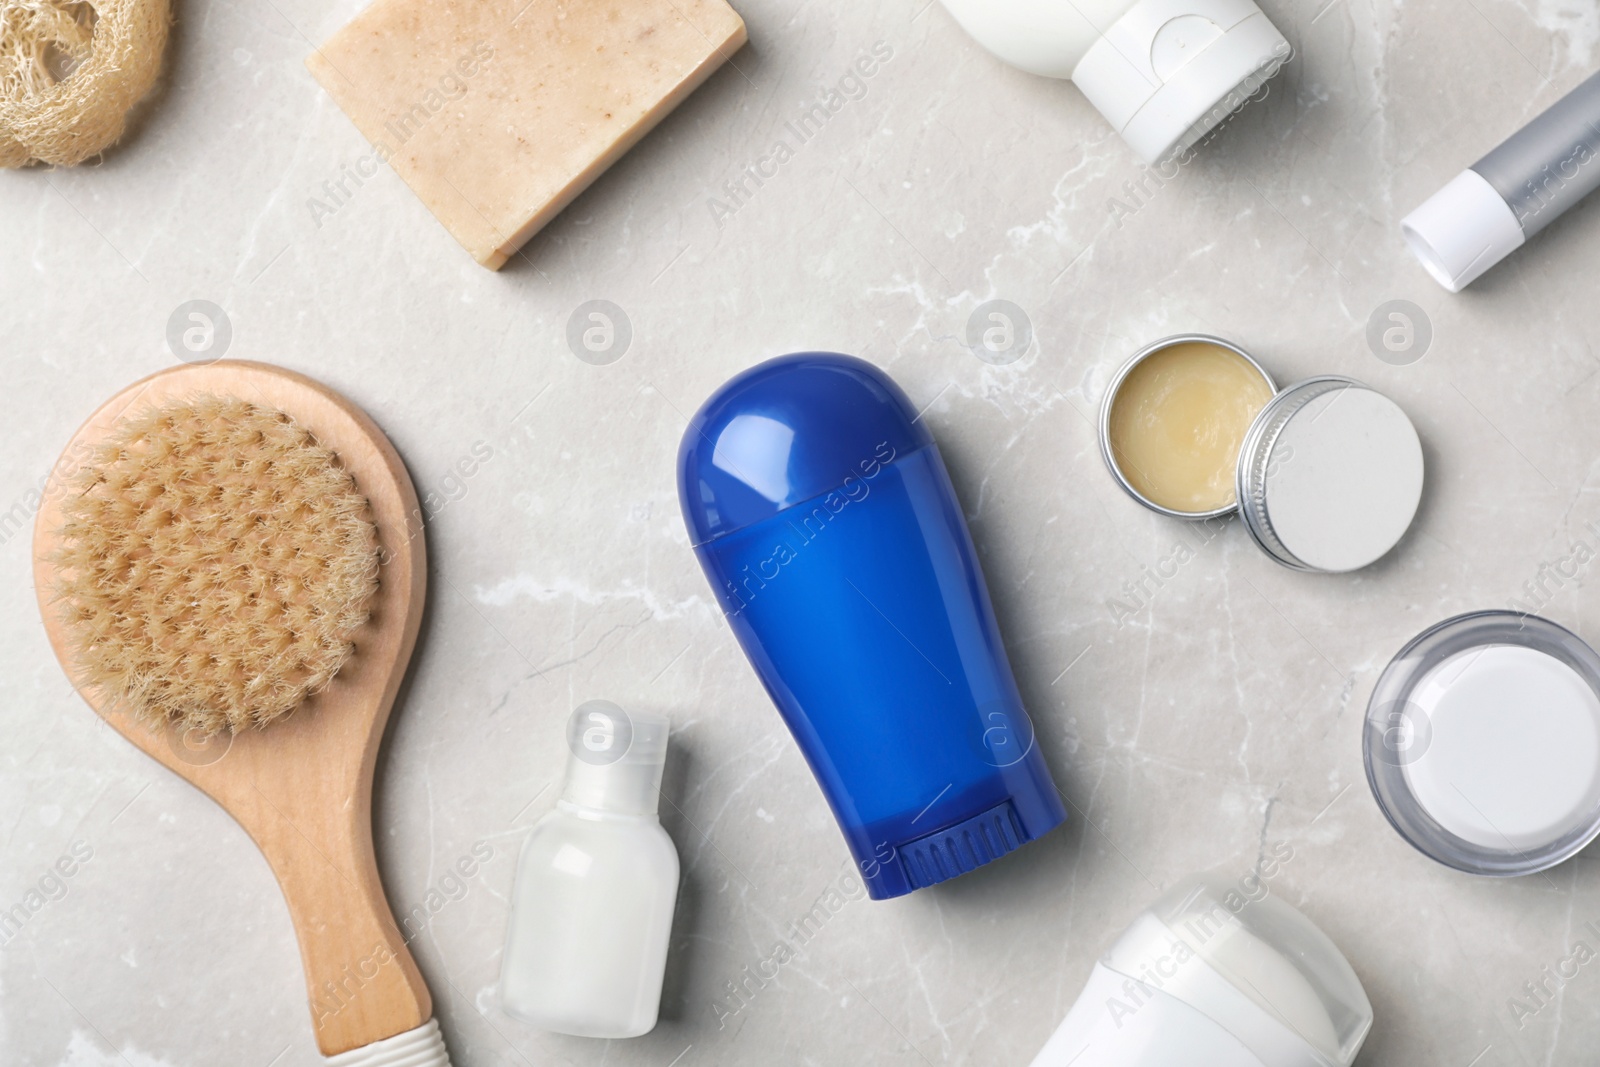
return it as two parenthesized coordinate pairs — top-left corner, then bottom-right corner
(33, 360), (453, 1065)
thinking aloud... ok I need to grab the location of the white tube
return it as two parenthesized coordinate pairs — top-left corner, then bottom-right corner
(1403, 70), (1600, 291)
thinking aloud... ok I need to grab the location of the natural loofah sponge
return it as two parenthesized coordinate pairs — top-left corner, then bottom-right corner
(51, 396), (380, 736)
(0, 0), (169, 167)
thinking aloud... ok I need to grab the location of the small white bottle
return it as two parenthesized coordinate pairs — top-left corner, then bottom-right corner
(500, 702), (680, 1038)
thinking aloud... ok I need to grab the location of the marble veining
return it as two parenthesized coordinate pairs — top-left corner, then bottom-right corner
(6, 0), (1600, 1063)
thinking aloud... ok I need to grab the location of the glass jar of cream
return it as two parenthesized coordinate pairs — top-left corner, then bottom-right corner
(1098, 334), (1425, 573)
(1365, 611), (1600, 876)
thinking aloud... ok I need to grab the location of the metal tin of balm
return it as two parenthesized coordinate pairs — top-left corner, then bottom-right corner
(1099, 335), (1276, 521)
(1100, 335), (1425, 573)
(1364, 611), (1600, 876)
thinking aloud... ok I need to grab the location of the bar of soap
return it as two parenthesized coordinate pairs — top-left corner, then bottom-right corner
(308, 0), (746, 269)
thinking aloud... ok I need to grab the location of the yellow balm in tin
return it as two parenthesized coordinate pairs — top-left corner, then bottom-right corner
(1105, 340), (1275, 515)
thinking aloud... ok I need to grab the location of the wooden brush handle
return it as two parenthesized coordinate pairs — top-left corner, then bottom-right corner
(32, 361), (437, 1056)
(282, 834), (430, 1049)
(219, 696), (433, 1052)
(82, 631), (436, 1055)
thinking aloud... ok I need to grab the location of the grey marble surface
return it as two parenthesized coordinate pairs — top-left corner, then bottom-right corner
(6, 0), (1600, 1063)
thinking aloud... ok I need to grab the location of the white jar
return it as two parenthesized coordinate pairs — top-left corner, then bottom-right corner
(500, 703), (680, 1038)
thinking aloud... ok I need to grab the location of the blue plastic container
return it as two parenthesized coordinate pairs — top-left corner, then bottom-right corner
(677, 353), (1066, 899)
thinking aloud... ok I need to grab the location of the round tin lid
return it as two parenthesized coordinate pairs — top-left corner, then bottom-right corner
(1235, 377), (1423, 572)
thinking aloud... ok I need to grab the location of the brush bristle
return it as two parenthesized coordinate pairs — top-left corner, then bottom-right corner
(51, 394), (380, 736)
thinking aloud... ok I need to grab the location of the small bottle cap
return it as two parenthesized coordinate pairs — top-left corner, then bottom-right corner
(1072, 0), (1291, 164)
(561, 700), (670, 817)
(1401, 168), (1527, 292)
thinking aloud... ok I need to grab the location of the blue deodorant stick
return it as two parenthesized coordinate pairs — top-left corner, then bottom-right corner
(677, 353), (1066, 899)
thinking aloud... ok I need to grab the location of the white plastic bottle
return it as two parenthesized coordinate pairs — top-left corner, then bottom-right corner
(1030, 872), (1373, 1067)
(936, 0), (1291, 163)
(500, 702), (680, 1038)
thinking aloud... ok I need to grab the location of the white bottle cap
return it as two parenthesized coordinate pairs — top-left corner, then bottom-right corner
(1400, 168), (1527, 292)
(1030, 962), (1268, 1066)
(1030, 875), (1373, 1067)
(1072, 0), (1291, 164)
(561, 701), (670, 817)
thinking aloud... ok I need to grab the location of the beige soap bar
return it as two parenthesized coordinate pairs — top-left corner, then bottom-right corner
(308, 0), (746, 269)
